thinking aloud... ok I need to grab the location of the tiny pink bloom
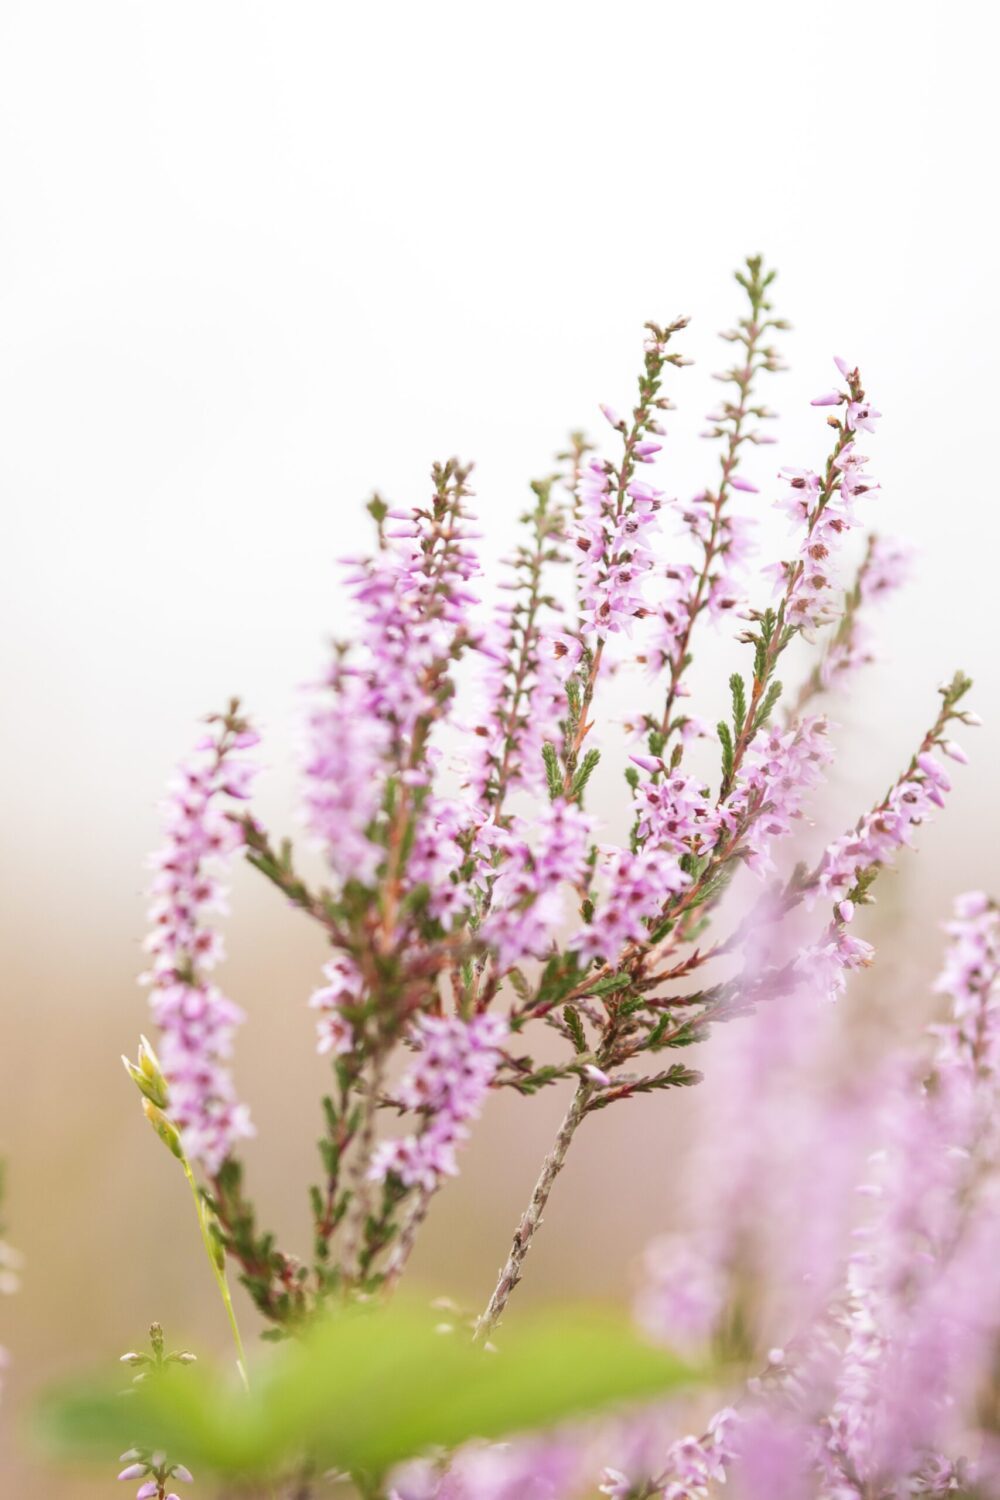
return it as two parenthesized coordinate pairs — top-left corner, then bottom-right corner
(810, 390), (843, 407)
(838, 900), (855, 923)
(584, 1064), (611, 1086)
(941, 740), (968, 764)
(730, 475), (759, 492)
(118, 1465), (146, 1482)
(599, 403), (625, 430)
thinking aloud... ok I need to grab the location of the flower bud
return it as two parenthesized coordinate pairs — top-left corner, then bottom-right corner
(810, 390), (843, 407)
(142, 1099), (185, 1161)
(122, 1037), (170, 1110)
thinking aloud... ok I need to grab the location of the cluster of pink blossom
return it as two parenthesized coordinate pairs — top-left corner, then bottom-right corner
(623, 893), (1000, 1500)
(117, 1451), (193, 1499)
(302, 469), (481, 902)
(478, 799), (593, 969)
(140, 716), (258, 1174)
(369, 1013), (508, 1191)
(575, 456), (666, 640)
(572, 844), (689, 964)
(309, 951), (365, 1058)
(803, 895), (998, 1492)
(756, 361), (882, 637)
(469, 592), (567, 808)
(720, 716), (832, 876)
(818, 535), (910, 693)
(814, 740), (969, 910)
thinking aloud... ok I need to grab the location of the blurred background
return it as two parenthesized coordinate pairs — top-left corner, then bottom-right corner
(1, 2), (997, 1492)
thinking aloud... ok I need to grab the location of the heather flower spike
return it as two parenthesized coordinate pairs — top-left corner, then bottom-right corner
(115, 1325), (196, 1498)
(110, 255), (986, 1497)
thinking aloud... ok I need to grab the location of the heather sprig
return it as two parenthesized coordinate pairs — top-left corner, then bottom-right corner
(121, 1036), (250, 1389)
(652, 253), (787, 746)
(116, 1323), (196, 1500)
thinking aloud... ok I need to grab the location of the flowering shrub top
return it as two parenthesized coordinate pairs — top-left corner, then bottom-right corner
(93, 256), (992, 1499)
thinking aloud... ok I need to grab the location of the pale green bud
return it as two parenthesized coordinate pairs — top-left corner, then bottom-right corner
(122, 1037), (170, 1110)
(142, 1099), (185, 1161)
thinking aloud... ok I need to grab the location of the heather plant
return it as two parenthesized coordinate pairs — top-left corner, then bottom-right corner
(33, 258), (997, 1497)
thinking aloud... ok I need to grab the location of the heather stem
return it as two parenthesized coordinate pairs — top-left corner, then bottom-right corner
(474, 1078), (592, 1339)
(181, 1157), (250, 1393)
(342, 1053), (386, 1282)
(382, 1185), (434, 1290)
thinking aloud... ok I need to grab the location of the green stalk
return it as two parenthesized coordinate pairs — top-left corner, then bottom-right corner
(180, 1155), (250, 1393)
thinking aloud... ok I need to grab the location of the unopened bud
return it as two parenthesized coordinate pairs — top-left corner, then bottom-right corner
(122, 1037), (170, 1110)
(142, 1100), (184, 1161)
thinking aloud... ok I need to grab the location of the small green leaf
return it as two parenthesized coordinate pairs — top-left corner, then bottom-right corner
(729, 673), (747, 736)
(541, 742), (563, 801)
(570, 748), (601, 801)
(563, 1006), (588, 1053)
(716, 721), (734, 784)
(36, 1304), (702, 1483)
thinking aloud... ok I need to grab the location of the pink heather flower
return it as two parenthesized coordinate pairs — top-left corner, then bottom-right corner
(369, 1013), (508, 1191)
(141, 721), (257, 1173)
(572, 432), (668, 641)
(309, 952), (364, 1057)
(478, 799), (594, 970)
(718, 717), (832, 877)
(302, 477), (482, 901)
(846, 397), (881, 433)
(630, 767), (716, 855)
(584, 1064), (611, 1086)
(729, 475), (758, 493)
(811, 896), (1000, 1490)
(814, 747), (953, 908)
(727, 1410), (812, 1500)
(810, 390), (843, 407)
(634, 1234), (727, 1355)
(572, 844), (688, 964)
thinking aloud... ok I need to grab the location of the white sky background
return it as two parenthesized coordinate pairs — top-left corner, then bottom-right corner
(1, 2), (996, 877)
(0, 5), (998, 1480)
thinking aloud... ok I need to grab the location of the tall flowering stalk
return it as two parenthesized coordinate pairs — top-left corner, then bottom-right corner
(112, 256), (988, 1499)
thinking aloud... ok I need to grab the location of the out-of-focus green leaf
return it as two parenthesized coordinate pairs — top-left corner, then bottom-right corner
(36, 1301), (701, 1482)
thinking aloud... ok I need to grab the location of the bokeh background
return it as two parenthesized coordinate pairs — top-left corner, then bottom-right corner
(1, 2), (998, 1493)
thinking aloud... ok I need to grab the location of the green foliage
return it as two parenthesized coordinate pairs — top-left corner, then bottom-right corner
(563, 1006), (588, 1054)
(728, 673), (747, 737)
(717, 721), (734, 785)
(570, 747), (601, 802)
(541, 741), (563, 801)
(37, 1303), (699, 1485)
(585, 1064), (702, 1112)
(752, 679), (783, 734)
